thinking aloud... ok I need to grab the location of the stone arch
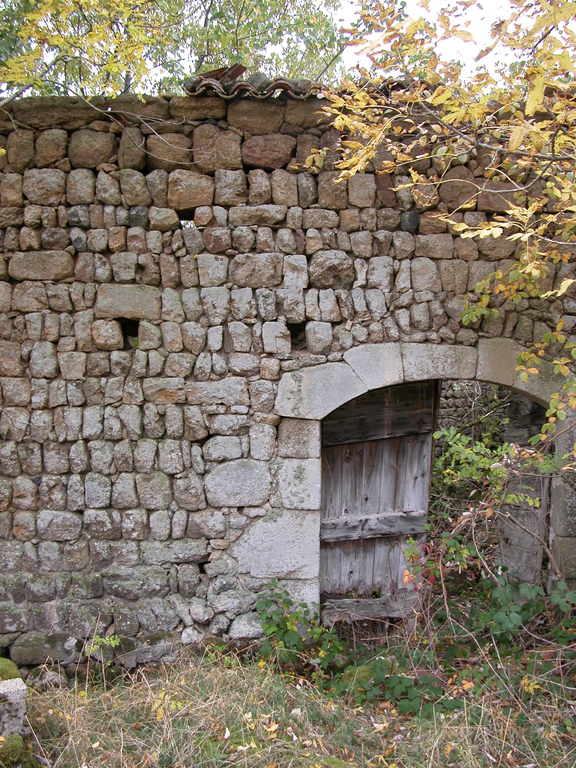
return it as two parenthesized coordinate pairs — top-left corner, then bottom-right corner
(274, 340), (563, 420)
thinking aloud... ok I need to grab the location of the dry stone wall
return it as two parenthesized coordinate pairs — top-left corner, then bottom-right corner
(0, 93), (574, 668)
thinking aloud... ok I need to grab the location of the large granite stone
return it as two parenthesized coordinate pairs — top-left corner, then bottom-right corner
(9, 251), (74, 281)
(204, 459), (271, 507)
(95, 284), (162, 321)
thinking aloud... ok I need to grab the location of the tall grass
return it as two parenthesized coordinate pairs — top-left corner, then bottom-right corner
(27, 646), (576, 768)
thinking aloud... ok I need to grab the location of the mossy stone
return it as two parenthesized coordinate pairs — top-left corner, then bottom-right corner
(0, 657), (20, 681)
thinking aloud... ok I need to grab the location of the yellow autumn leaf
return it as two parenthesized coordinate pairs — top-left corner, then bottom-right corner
(525, 76), (546, 117)
(508, 125), (526, 152)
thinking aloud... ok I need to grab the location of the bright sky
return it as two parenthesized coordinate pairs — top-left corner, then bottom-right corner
(337, 0), (511, 78)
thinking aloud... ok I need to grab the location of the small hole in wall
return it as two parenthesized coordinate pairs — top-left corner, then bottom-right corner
(287, 321), (307, 351)
(119, 318), (140, 349)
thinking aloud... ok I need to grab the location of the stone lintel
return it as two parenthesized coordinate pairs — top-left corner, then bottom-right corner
(402, 342), (477, 381)
(344, 343), (404, 390)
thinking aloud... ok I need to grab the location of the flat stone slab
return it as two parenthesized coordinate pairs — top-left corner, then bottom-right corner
(344, 343), (404, 390)
(402, 343), (477, 381)
(204, 459), (271, 507)
(9, 251), (74, 281)
(275, 362), (368, 419)
(229, 509), (320, 579)
(95, 284), (162, 321)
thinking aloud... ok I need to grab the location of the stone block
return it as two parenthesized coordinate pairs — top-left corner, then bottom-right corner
(170, 95), (226, 120)
(214, 169), (248, 206)
(119, 169), (152, 206)
(554, 537), (576, 579)
(402, 342), (477, 381)
(68, 129), (116, 168)
(343, 343), (404, 390)
(241, 134), (296, 169)
(275, 362), (368, 419)
(476, 337), (521, 389)
(29, 341), (59, 378)
(67, 168), (95, 205)
(309, 250), (354, 289)
(118, 126), (146, 170)
(7, 130), (35, 172)
(141, 539), (208, 565)
(146, 133), (192, 171)
(478, 181), (524, 212)
(228, 204), (286, 227)
(58, 352), (86, 380)
(0, 678), (28, 737)
(149, 206), (180, 231)
(318, 171), (347, 210)
(135, 471), (172, 510)
(0, 342), (23, 376)
(271, 169), (298, 206)
(186, 377), (249, 406)
(193, 124), (242, 173)
(10, 631), (82, 665)
(229, 252), (283, 288)
(286, 97), (330, 128)
(143, 377), (186, 403)
(438, 166), (477, 210)
(227, 99), (285, 134)
(37, 510), (82, 541)
(277, 418), (321, 458)
(228, 613), (264, 640)
(305, 321), (332, 354)
(0, 174), (23, 207)
(9, 250), (74, 281)
(102, 565), (169, 599)
(167, 170), (214, 210)
(277, 458), (321, 510)
(95, 284), (161, 320)
(348, 174), (376, 207)
(229, 509), (319, 579)
(22, 168), (66, 205)
(410, 257), (442, 293)
(204, 459), (271, 507)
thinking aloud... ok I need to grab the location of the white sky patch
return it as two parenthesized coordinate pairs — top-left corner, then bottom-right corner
(337, 0), (515, 81)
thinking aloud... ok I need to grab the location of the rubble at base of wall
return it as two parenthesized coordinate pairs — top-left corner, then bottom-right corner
(0, 92), (574, 664)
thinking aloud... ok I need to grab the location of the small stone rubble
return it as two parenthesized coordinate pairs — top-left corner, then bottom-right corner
(0, 92), (574, 669)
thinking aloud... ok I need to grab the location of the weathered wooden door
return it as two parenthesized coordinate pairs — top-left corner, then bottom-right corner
(320, 381), (439, 622)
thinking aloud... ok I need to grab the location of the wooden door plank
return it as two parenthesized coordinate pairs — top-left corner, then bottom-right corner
(320, 511), (427, 542)
(323, 381), (436, 446)
(322, 591), (419, 622)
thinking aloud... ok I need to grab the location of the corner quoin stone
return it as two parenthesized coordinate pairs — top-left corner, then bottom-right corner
(275, 362), (368, 420)
(95, 284), (162, 321)
(229, 509), (320, 580)
(9, 251), (75, 281)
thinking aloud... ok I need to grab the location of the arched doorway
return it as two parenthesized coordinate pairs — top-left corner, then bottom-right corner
(320, 380), (439, 621)
(273, 339), (576, 616)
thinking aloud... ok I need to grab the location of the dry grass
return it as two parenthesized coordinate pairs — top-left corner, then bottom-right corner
(26, 647), (576, 768)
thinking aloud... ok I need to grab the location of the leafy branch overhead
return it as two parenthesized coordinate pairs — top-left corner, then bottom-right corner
(0, 0), (346, 99)
(326, 0), (576, 445)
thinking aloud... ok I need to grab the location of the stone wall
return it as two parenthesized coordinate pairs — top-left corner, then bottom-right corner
(0, 93), (574, 668)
